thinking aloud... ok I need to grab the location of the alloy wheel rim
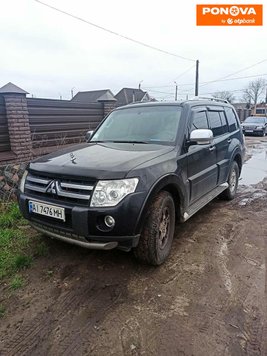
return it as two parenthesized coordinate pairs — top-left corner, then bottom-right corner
(159, 207), (170, 249)
(229, 169), (237, 193)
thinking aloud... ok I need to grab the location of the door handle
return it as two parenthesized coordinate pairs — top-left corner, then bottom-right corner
(209, 145), (215, 152)
(227, 138), (232, 143)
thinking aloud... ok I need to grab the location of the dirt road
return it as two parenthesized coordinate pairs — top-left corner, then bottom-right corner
(0, 136), (267, 356)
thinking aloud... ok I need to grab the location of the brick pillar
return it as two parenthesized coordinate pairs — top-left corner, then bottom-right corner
(0, 82), (33, 161)
(102, 101), (117, 116)
(97, 91), (117, 118)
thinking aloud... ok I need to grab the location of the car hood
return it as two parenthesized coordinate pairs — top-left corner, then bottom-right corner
(29, 142), (174, 179)
(242, 122), (263, 127)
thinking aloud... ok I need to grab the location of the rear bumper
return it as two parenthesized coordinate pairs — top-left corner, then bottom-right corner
(18, 192), (144, 250)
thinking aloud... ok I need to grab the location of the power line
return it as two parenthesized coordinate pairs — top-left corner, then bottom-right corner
(172, 64), (196, 81)
(183, 72), (267, 92)
(144, 72), (267, 90)
(200, 88), (245, 95)
(175, 72), (267, 94)
(143, 64), (196, 89)
(199, 59), (267, 87)
(34, 0), (195, 62)
(146, 89), (174, 95)
(200, 72), (267, 85)
(179, 82), (267, 96)
(144, 85), (176, 89)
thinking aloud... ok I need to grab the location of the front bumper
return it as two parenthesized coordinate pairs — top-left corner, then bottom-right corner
(242, 128), (264, 135)
(18, 192), (146, 250)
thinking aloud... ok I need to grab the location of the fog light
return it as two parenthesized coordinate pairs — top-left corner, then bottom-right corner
(104, 215), (115, 228)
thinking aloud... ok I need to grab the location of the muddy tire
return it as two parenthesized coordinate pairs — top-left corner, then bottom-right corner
(220, 161), (239, 200)
(133, 191), (175, 265)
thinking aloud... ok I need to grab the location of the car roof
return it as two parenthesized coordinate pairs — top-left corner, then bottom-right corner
(115, 100), (234, 110)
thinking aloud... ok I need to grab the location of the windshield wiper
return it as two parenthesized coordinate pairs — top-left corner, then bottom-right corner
(90, 140), (113, 143)
(109, 140), (148, 144)
(91, 140), (148, 144)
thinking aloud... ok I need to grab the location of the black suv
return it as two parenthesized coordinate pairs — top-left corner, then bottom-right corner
(18, 98), (245, 265)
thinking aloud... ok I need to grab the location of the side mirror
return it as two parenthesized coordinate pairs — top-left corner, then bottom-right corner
(85, 130), (94, 142)
(190, 129), (213, 145)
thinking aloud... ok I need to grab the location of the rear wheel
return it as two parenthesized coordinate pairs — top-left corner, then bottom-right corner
(133, 191), (175, 265)
(220, 161), (239, 200)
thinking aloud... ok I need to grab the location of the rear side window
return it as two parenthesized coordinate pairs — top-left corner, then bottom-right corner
(219, 112), (228, 133)
(225, 108), (239, 132)
(207, 111), (228, 136)
(191, 110), (209, 131)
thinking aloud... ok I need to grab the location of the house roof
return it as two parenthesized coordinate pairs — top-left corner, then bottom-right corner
(0, 82), (28, 94)
(97, 91), (117, 102)
(115, 88), (150, 106)
(71, 89), (116, 103)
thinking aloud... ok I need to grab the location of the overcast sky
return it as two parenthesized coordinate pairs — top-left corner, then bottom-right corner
(0, 0), (266, 101)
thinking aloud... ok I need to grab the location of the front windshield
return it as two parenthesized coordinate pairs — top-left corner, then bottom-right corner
(91, 106), (182, 145)
(245, 117), (266, 124)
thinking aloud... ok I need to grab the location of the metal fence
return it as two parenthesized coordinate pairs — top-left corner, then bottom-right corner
(0, 95), (10, 152)
(27, 98), (104, 149)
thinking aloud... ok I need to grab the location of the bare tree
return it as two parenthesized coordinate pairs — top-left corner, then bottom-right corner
(212, 91), (235, 103)
(243, 78), (266, 109)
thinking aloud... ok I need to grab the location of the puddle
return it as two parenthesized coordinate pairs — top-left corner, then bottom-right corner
(240, 147), (267, 186)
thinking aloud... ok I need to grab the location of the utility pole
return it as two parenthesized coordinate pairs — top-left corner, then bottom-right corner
(174, 82), (178, 101)
(195, 59), (199, 97)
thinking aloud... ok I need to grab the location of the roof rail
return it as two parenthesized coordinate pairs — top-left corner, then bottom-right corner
(192, 96), (229, 104)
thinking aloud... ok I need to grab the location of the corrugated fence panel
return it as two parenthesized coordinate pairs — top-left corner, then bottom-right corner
(27, 98), (104, 148)
(0, 95), (11, 152)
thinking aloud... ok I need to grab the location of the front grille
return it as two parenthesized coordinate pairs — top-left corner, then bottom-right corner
(25, 173), (95, 206)
(244, 126), (257, 130)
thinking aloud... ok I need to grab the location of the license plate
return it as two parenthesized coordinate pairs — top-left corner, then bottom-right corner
(245, 130), (253, 133)
(29, 200), (65, 221)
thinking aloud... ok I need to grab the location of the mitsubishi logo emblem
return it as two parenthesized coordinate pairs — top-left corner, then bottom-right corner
(70, 152), (77, 164)
(46, 180), (57, 194)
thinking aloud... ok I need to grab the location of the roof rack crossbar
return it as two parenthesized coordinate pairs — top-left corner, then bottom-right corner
(192, 96), (229, 104)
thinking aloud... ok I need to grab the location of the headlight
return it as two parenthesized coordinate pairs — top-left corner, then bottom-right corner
(256, 126), (264, 129)
(19, 170), (28, 193)
(90, 178), (139, 207)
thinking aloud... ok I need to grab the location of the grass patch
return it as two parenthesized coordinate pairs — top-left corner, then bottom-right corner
(0, 304), (6, 318)
(0, 202), (48, 280)
(36, 241), (49, 257)
(14, 255), (33, 269)
(10, 275), (24, 290)
(0, 203), (21, 228)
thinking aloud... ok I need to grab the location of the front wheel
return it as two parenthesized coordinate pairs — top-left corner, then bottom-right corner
(133, 191), (175, 265)
(220, 161), (239, 200)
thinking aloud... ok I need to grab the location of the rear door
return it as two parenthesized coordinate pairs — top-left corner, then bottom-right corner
(187, 107), (218, 203)
(207, 106), (230, 185)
